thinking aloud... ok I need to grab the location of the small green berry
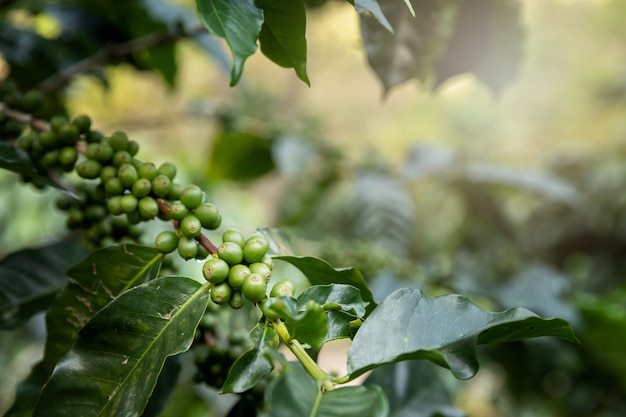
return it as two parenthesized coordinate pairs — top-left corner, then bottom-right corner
(118, 163), (138, 188)
(270, 280), (295, 298)
(58, 123), (79, 145)
(100, 165), (117, 182)
(84, 205), (107, 221)
(196, 244), (209, 260)
(243, 236), (270, 264)
(242, 273), (267, 303)
(58, 147), (78, 170)
(40, 150), (59, 169)
(202, 257), (230, 283)
(104, 177), (124, 196)
(49, 115), (67, 133)
(87, 143), (114, 163)
(120, 194), (138, 213)
(108, 131), (129, 151)
(157, 162), (177, 180)
(221, 228), (245, 248)
(87, 130), (104, 143)
(217, 241), (244, 266)
(210, 282), (232, 305)
(180, 215), (202, 238)
(76, 159), (102, 179)
(126, 210), (142, 225)
(151, 174), (171, 198)
(228, 264), (251, 289)
(194, 203), (221, 230)
(137, 162), (158, 180)
(131, 178), (152, 198)
(228, 290), (245, 309)
(138, 196), (159, 220)
(261, 254), (274, 270)
(38, 130), (58, 149)
(72, 115), (91, 134)
(107, 196), (124, 215)
(168, 202), (188, 221)
(112, 150), (132, 166)
(22, 90), (43, 112)
(154, 231), (179, 253)
(177, 236), (198, 260)
(127, 140), (139, 156)
(249, 262), (272, 281)
(180, 184), (203, 209)
(166, 182), (183, 200)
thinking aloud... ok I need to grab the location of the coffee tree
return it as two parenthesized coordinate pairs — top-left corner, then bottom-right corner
(0, 1), (578, 416)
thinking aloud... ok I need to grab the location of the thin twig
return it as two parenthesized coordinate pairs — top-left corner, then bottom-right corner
(0, 102), (50, 130)
(38, 25), (207, 93)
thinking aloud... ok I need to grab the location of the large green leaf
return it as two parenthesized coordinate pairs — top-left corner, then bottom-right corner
(206, 130), (275, 181)
(273, 256), (375, 313)
(195, 0), (263, 85)
(261, 296), (327, 350)
(33, 276), (210, 417)
(347, 288), (578, 380)
(221, 322), (279, 394)
(42, 243), (163, 374)
(265, 362), (389, 417)
(0, 238), (86, 329)
(256, 0), (309, 85)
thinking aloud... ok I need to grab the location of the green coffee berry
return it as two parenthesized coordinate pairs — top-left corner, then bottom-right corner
(38, 130), (58, 149)
(193, 203), (221, 229)
(49, 115), (67, 133)
(120, 194), (138, 213)
(22, 90), (43, 112)
(228, 290), (245, 309)
(100, 165), (117, 182)
(261, 254), (274, 270)
(138, 196), (159, 220)
(66, 208), (84, 229)
(217, 241), (244, 266)
(168, 202), (188, 221)
(131, 178), (151, 198)
(180, 184), (203, 209)
(58, 147), (78, 170)
(76, 159), (102, 179)
(107, 196), (124, 215)
(270, 280), (295, 298)
(210, 282), (232, 305)
(221, 228), (245, 248)
(203, 257), (230, 283)
(127, 140), (139, 156)
(180, 215), (202, 238)
(58, 123), (79, 145)
(177, 236), (198, 260)
(166, 182), (183, 200)
(196, 243), (209, 260)
(92, 183), (107, 202)
(86, 143), (114, 163)
(16, 131), (37, 151)
(108, 131), (129, 151)
(84, 205), (107, 221)
(72, 115), (91, 134)
(126, 210), (142, 225)
(55, 197), (71, 211)
(40, 150), (59, 169)
(249, 262), (272, 281)
(137, 162), (158, 180)
(112, 150), (132, 166)
(104, 177), (124, 196)
(157, 162), (177, 180)
(87, 130), (104, 143)
(228, 264), (251, 289)
(151, 174), (171, 198)
(243, 236), (269, 264)
(154, 231), (179, 253)
(117, 163), (138, 188)
(242, 273), (267, 303)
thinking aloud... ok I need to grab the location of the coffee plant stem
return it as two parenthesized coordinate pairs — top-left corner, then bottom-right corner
(0, 103), (50, 131)
(270, 319), (335, 391)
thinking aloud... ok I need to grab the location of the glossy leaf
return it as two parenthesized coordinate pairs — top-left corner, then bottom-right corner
(273, 256), (375, 313)
(266, 362), (389, 417)
(42, 244), (163, 374)
(33, 276), (210, 417)
(222, 322), (279, 393)
(0, 238), (87, 329)
(347, 288), (579, 380)
(206, 130), (275, 181)
(353, 0), (393, 32)
(256, 0), (310, 85)
(261, 296), (327, 350)
(195, 0), (263, 85)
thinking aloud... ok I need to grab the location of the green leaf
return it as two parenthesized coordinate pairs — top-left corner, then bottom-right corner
(195, 0), (263, 85)
(42, 243), (163, 374)
(353, 0), (393, 33)
(273, 256), (375, 314)
(266, 362), (389, 417)
(0, 238), (87, 329)
(0, 142), (64, 189)
(347, 288), (579, 380)
(222, 322), (279, 393)
(261, 297), (327, 350)
(256, 0), (310, 85)
(206, 130), (275, 181)
(33, 276), (210, 417)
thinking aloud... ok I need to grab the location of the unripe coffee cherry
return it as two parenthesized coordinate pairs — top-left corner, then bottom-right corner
(168, 202), (188, 221)
(243, 236), (269, 264)
(138, 196), (159, 219)
(196, 243), (209, 260)
(120, 194), (138, 213)
(49, 115), (67, 133)
(87, 130), (104, 143)
(249, 262), (271, 281)
(72, 115), (91, 134)
(137, 162), (158, 180)
(151, 174), (171, 198)
(202, 257), (230, 283)
(166, 182), (183, 200)
(131, 178), (151, 198)
(112, 150), (132, 166)
(154, 231), (179, 253)
(118, 163), (138, 188)
(40, 150), (59, 169)
(108, 131), (129, 151)
(217, 241), (244, 265)
(100, 165), (117, 182)
(270, 280), (295, 298)
(84, 205), (107, 221)
(157, 162), (177, 180)
(180, 215), (202, 238)
(107, 196), (124, 215)
(86, 143), (114, 163)
(76, 159), (102, 179)
(261, 254), (274, 270)
(38, 130), (58, 149)
(127, 140), (139, 156)
(180, 184), (203, 209)
(242, 273), (267, 303)
(58, 123), (79, 145)
(194, 203), (221, 229)
(22, 90), (43, 112)
(228, 290), (245, 309)
(58, 147), (78, 170)
(222, 228), (245, 248)
(210, 282), (232, 305)
(177, 236), (198, 260)
(104, 177), (124, 196)
(228, 264), (251, 289)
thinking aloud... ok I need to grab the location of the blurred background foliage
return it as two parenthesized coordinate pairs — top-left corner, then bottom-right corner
(2, 0), (626, 416)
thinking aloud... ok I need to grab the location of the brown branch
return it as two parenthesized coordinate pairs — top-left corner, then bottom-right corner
(38, 25), (207, 94)
(0, 102), (50, 130)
